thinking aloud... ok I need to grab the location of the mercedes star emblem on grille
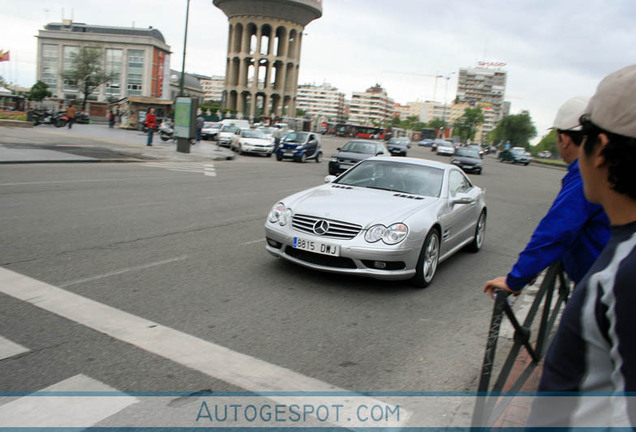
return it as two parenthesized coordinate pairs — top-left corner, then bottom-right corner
(312, 219), (330, 235)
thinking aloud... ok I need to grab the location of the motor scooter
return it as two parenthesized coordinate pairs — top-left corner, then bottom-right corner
(158, 121), (196, 145)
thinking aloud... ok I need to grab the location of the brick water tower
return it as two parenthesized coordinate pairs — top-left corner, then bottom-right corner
(213, 0), (322, 121)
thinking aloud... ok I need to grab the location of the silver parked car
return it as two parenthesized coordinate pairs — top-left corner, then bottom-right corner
(265, 157), (487, 287)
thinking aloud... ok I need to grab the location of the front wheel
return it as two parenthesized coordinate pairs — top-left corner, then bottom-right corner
(412, 229), (440, 288)
(467, 210), (487, 252)
(160, 134), (170, 141)
(299, 153), (306, 163)
(276, 153), (283, 161)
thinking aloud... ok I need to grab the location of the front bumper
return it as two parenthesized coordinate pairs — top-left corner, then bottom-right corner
(264, 223), (418, 281)
(242, 143), (274, 154)
(388, 148), (407, 156)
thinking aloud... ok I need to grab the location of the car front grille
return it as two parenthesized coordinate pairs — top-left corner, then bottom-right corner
(292, 214), (362, 240)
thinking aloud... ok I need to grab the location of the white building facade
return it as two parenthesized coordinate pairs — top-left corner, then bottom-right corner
(349, 84), (394, 126)
(296, 82), (345, 122)
(36, 21), (171, 104)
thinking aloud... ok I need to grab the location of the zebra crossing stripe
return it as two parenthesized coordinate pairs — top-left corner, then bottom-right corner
(0, 374), (138, 427)
(0, 267), (409, 428)
(0, 335), (28, 360)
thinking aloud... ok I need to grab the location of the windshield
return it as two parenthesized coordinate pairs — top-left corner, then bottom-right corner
(341, 141), (379, 154)
(242, 130), (267, 139)
(221, 125), (238, 133)
(455, 148), (480, 158)
(335, 160), (444, 197)
(283, 132), (309, 143)
(511, 147), (526, 154)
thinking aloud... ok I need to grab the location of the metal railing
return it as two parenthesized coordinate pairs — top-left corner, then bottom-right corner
(471, 261), (572, 427)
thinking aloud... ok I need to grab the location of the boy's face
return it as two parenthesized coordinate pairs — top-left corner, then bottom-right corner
(578, 135), (606, 205)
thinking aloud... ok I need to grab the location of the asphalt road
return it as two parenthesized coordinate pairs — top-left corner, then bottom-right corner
(0, 131), (565, 424)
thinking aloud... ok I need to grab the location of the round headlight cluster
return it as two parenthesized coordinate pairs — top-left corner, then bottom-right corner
(364, 223), (408, 245)
(268, 202), (292, 226)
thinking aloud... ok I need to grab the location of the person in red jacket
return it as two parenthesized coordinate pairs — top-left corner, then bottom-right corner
(145, 108), (157, 146)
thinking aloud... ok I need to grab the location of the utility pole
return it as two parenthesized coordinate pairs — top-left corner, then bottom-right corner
(179, 0), (190, 96)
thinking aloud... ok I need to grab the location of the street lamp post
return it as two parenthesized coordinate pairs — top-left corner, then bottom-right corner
(442, 72), (455, 128)
(179, 0), (191, 97)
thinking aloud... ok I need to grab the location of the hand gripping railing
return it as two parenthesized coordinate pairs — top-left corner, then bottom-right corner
(471, 261), (571, 427)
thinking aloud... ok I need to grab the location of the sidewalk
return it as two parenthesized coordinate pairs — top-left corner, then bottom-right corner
(0, 123), (235, 164)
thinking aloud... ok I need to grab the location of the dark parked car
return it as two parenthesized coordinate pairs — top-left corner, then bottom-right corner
(386, 137), (411, 156)
(451, 147), (483, 174)
(328, 140), (390, 176)
(276, 131), (322, 163)
(499, 146), (531, 165)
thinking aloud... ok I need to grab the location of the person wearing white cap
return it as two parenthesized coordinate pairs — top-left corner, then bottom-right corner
(483, 97), (610, 298)
(529, 65), (636, 427)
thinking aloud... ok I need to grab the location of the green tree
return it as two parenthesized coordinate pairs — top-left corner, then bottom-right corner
(400, 115), (425, 131)
(28, 81), (52, 102)
(62, 46), (114, 110)
(454, 107), (485, 143)
(532, 129), (558, 156)
(296, 108), (307, 117)
(489, 110), (537, 149)
(427, 117), (448, 137)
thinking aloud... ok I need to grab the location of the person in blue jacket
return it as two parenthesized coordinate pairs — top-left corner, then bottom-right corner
(483, 97), (611, 297)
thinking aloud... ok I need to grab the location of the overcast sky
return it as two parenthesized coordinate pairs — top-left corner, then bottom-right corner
(1, 0), (635, 142)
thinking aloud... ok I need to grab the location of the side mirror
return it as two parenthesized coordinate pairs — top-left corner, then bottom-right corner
(337, 147), (342, 151)
(324, 175), (337, 183)
(452, 195), (474, 206)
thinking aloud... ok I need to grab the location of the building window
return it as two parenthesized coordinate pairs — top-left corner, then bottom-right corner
(62, 46), (79, 92)
(127, 49), (144, 96)
(41, 44), (59, 91)
(105, 49), (123, 97)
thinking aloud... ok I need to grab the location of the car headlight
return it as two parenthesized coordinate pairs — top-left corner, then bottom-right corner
(365, 223), (408, 245)
(268, 203), (291, 226)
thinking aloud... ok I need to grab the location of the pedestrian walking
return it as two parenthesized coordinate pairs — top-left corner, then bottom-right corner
(196, 114), (204, 143)
(65, 103), (76, 129)
(108, 110), (115, 128)
(528, 64), (636, 428)
(273, 125), (283, 153)
(483, 97), (611, 298)
(145, 108), (157, 146)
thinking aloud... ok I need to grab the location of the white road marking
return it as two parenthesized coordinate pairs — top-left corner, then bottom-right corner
(59, 256), (189, 287)
(0, 374), (138, 427)
(0, 335), (29, 360)
(241, 239), (264, 246)
(0, 176), (172, 187)
(0, 267), (409, 427)
(142, 162), (216, 176)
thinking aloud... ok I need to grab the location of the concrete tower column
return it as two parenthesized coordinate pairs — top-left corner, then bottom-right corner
(214, 0), (322, 120)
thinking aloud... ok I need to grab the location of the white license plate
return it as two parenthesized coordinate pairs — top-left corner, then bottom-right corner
(293, 237), (340, 256)
(284, 152), (294, 156)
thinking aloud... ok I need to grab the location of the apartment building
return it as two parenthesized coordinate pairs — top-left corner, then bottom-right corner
(456, 65), (507, 135)
(197, 75), (225, 102)
(36, 20), (172, 106)
(349, 84), (394, 125)
(296, 82), (345, 122)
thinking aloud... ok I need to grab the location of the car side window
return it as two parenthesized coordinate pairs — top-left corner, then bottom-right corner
(449, 170), (472, 196)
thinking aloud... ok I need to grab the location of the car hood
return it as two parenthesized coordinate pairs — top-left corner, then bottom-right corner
(332, 151), (376, 161)
(284, 184), (439, 226)
(241, 138), (272, 145)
